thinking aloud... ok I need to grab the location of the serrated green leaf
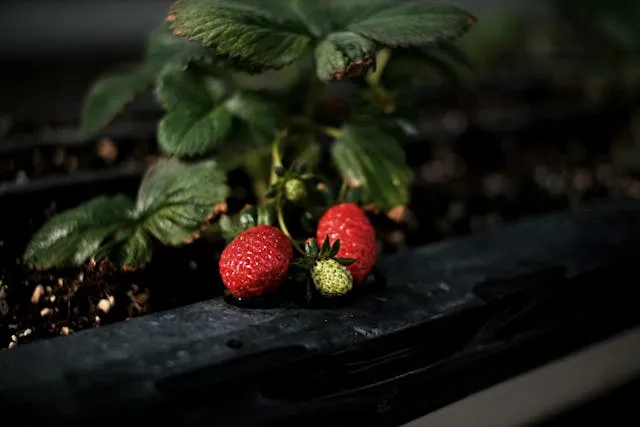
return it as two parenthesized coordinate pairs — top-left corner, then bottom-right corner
(347, 2), (477, 47)
(332, 124), (413, 210)
(326, 0), (392, 30)
(287, 0), (330, 38)
(158, 106), (233, 157)
(315, 32), (378, 82)
(155, 67), (227, 111)
(170, 0), (313, 71)
(80, 70), (151, 133)
(145, 21), (220, 75)
(136, 158), (229, 246)
(24, 195), (135, 269)
(225, 91), (281, 134)
(215, 91), (282, 168)
(107, 230), (153, 271)
(155, 68), (232, 157)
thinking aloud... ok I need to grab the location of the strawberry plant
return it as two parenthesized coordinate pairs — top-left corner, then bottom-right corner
(23, 0), (476, 301)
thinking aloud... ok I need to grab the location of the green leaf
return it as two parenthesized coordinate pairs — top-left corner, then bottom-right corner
(156, 68), (232, 157)
(169, 0), (314, 71)
(225, 91), (281, 134)
(347, 2), (477, 47)
(332, 124), (413, 210)
(104, 230), (153, 271)
(24, 195), (135, 269)
(80, 69), (151, 133)
(326, 0), (392, 30)
(315, 31), (378, 82)
(24, 159), (227, 270)
(145, 22), (219, 75)
(79, 20), (222, 135)
(158, 106), (233, 157)
(216, 91), (282, 167)
(155, 66), (227, 111)
(336, 257), (357, 266)
(135, 158), (229, 246)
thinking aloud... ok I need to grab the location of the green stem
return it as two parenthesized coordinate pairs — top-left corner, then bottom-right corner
(367, 48), (392, 87)
(269, 129), (287, 185)
(320, 126), (343, 139)
(338, 181), (349, 201)
(276, 204), (304, 255)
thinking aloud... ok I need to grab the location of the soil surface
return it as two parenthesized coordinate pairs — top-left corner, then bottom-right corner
(1, 78), (639, 350)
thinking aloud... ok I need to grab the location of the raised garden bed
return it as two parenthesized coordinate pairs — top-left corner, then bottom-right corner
(1, 198), (639, 426)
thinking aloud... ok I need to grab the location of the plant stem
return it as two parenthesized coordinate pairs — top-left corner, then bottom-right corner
(366, 48), (396, 112)
(269, 129), (288, 185)
(367, 48), (392, 87)
(276, 204), (304, 255)
(338, 181), (349, 201)
(320, 126), (343, 139)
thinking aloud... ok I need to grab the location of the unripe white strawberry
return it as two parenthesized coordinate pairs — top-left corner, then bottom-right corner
(311, 259), (353, 297)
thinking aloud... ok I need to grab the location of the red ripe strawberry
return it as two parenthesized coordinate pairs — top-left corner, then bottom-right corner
(219, 225), (293, 298)
(316, 203), (377, 284)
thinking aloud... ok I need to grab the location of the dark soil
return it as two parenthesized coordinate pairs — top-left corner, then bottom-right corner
(1, 78), (640, 350)
(0, 119), (158, 184)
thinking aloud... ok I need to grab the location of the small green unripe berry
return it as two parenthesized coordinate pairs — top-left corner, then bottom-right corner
(311, 259), (353, 297)
(284, 178), (306, 202)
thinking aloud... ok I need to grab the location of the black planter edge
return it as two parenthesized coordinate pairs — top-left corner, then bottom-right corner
(0, 198), (639, 426)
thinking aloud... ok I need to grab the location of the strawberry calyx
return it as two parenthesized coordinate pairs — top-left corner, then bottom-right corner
(293, 235), (356, 270)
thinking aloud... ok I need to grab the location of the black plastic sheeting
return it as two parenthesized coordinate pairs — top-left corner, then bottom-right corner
(1, 199), (640, 426)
